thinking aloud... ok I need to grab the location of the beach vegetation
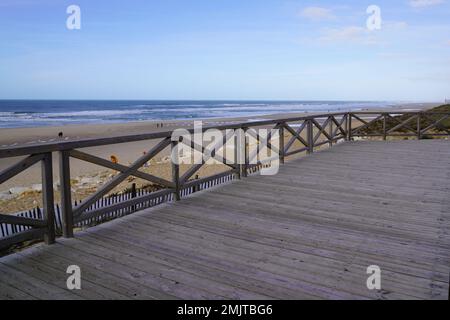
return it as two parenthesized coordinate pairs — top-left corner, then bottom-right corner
(359, 104), (450, 136)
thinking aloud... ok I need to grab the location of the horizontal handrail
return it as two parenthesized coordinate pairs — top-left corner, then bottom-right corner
(0, 215), (47, 228)
(2, 111), (448, 159)
(0, 112), (347, 159)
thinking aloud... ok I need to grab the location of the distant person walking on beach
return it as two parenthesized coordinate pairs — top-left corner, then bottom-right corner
(143, 151), (149, 167)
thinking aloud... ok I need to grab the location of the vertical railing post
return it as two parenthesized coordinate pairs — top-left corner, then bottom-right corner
(383, 113), (387, 141)
(171, 139), (181, 201)
(307, 119), (314, 154)
(344, 113), (348, 140)
(347, 113), (353, 141)
(417, 113), (422, 140)
(59, 150), (73, 238)
(329, 117), (333, 147)
(242, 127), (249, 177)
(255, 129), (260, 172)
(42, 153), (55, 245)
(234, 134), (242, 179)
(236, 128), (246, 178)
(279, 123), (285, 164)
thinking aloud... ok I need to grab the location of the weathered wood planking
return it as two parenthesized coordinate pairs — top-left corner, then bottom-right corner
(1, 140), (449, 300)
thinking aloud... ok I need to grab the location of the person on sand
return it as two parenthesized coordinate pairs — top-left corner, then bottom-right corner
(143, 151), (149, 167)
(110, 155), (119, 164)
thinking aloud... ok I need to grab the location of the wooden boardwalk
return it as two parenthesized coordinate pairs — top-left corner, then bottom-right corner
(1, 140), (449, 300)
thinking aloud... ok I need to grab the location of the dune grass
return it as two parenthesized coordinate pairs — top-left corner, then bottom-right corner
(359, 104), (450, 136)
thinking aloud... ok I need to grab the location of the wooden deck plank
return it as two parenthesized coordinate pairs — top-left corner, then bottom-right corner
(0, 262), (82, 300)
(12, 246), (175, 300)
(74, 230), (315, 299)
(97, 213), (436, 299)
(148, 204), (449, 276)
(1, 140), (449, 300)
(78, 223), (355, 299)
(145, 204), (447, 296)
(126, 212), (448, 283)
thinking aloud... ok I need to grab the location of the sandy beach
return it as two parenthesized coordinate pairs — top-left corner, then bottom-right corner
(0, 102), (439, 213)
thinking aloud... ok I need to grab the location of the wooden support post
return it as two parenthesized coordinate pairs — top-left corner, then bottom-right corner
(243, 128), (249, 178)
(41, 153), (55, 245)
(344, 113), (349, 141)
(234, 135), (242, 179)
(59, 150), (73, 238)
(171, 140), (181, 201)
(279, 124), (285, 164)
(307, 120), (314, 154)
(417, 113), (422, 140)
(383, 114), (387, 141)
(348, 113), (353, 141)
(329, 117), (333, 147)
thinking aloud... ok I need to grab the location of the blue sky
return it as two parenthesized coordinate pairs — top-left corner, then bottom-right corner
(0, 0), (449, 101)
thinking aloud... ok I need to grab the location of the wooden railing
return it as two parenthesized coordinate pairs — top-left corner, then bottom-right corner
(1, 110), (449, 250)
(0, 153), (56, 249)
(349, 111), (450, 139)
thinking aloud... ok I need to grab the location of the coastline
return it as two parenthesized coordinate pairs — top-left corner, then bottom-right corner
(0, 102), (437, 146)
(0, 102), (440, 212)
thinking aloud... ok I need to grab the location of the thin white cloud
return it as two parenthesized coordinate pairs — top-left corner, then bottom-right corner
(377, 52), (411, 59)
(314, 20), (408, 46)
(384, 21), (408, 30)
(406, 73), (450, 82)
(299, 7), (335, 21)
(318, 26), (380, 45)
(409, 0), (445, 8)
(0, 0), (51, 7)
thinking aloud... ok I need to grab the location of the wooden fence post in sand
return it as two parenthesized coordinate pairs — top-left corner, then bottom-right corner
(193, 175), (200, 192)
(131, 183), (137, 211)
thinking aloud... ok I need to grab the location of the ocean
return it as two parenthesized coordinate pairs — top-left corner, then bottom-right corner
(0, 100), (395, 129)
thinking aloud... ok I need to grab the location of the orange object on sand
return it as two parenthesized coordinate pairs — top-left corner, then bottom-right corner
(110, 155), (119, 164)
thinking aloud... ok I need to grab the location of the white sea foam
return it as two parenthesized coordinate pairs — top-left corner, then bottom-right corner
(0, 101), (394, 128)
(41, 109), (149, 117)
